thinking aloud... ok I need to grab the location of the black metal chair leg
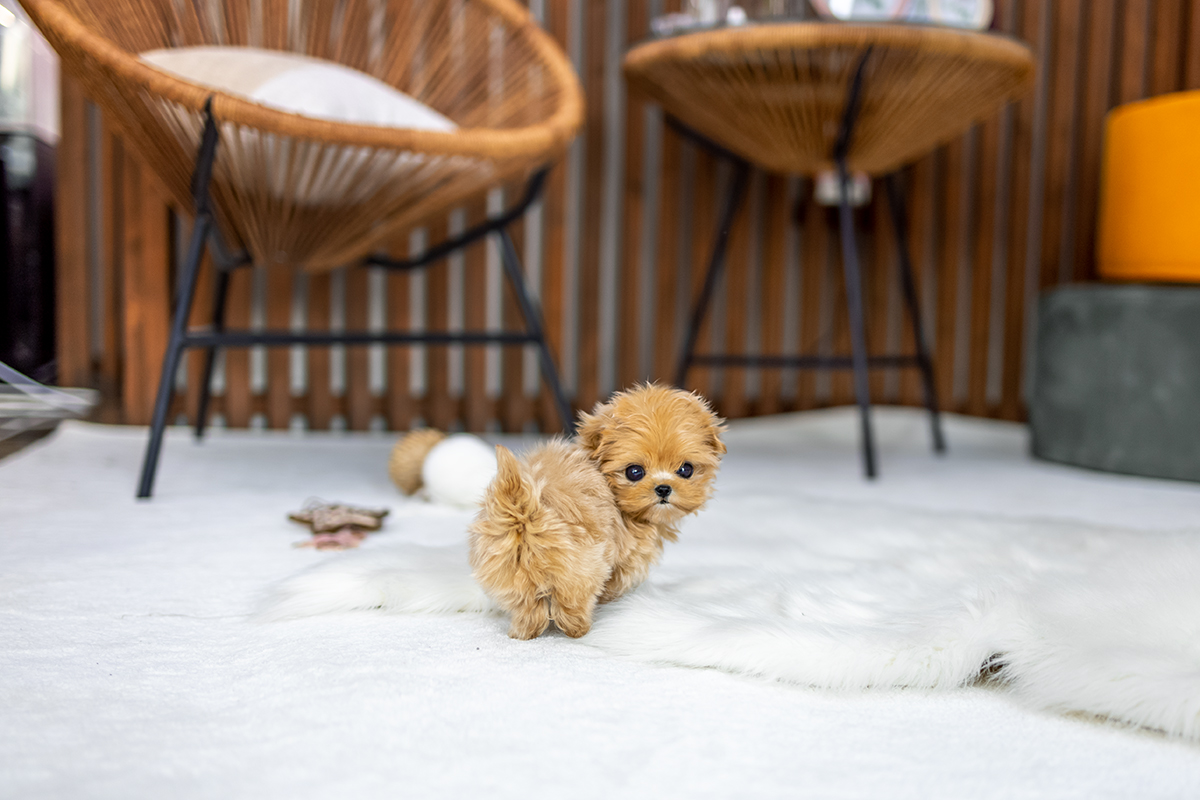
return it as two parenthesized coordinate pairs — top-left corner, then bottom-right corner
(885, 174), (946, 454)
(137, 96), (220, 498)
(194, 267), (231, 440)
(497, 229), (575, 433)
(137, 214), (212, 498)
(836, 158), (878, 479)
(674, 160), (751, 388)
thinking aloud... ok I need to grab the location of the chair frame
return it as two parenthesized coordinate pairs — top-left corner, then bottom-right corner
(136, 100), (573, 499)
(672, 49), (946, 478)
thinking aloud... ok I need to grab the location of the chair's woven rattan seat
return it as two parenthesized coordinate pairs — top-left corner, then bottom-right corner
(23, 0), (583, 271)
(624, 22), (1034, 175)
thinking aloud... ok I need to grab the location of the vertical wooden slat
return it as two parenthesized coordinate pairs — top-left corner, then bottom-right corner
(538, 0), (571, 430)
(55, 76), (91, 389)
(933, 145), (960, 411)
(967, 120), (1000, 416)
(305, 273), (333, 429)
(757, 174), (789, 415)
(618, 0), (650, 390)
(265, 267), (293, 428)
(344, 266), (373, 430)
(218, 271), (251, 427)
(827, 208), (854, 407)
(184, 246), (214, 426)
(120, 156), (172, 425)
(576, 0), (608, 411)
(501, 192), (533, 431)
(1152, 0), (1186, 94)
(1072, 0), (1118, 283)
(462, 203), (490, 432)
(385, 245), (415, 432)
(1117, 0), (1152, 104)
(1000, 0), (1043, 421)
(425, 217), (455, 429)
(796, 194), (826, 409)
(97, 125), (123, 400)
(1037, 0), (1083, 297)
(719, 168), (753, 418)
(899, 158), (935, 407)
(652, 126), (683, 382)
(867, 185), (893, 402)
(684, 148), (717, 396)
(1186, 0), (1200, 89)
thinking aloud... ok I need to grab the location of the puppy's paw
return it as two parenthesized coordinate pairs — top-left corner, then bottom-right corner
(507, 603), (550, 640)
(554, 618), (592, 638)
(550, 604), (593, 638)
(508, 618), (549, 640)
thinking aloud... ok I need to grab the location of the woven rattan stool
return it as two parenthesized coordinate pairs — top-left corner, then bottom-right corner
(625, 22), (1034, 477)
(22, 0), (584, 497)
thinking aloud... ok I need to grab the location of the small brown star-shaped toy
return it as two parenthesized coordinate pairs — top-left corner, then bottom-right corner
(288, 501), (390, 550)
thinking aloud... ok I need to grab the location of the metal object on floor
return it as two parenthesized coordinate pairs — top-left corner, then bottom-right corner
(671, 47), (945, 479)
(136, 100), (574, 499)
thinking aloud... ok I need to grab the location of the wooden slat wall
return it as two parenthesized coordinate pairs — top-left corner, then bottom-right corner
(55, 0), (1200, 430)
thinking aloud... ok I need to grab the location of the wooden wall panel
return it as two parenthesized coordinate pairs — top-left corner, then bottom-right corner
(54, 0), (1200, 432)
(54, 75), (90, 389)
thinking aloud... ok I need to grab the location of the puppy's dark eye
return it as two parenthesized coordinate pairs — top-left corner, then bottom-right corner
(625, 465), (645, 482)
(677, 462), (694, 479)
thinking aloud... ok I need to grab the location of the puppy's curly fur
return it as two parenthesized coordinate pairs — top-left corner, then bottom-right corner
(468, 384), (726, 639)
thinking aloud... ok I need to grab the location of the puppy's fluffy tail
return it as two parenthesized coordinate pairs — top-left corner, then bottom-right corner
(257, 544), (495, 622)
(471, 446), (547, 569)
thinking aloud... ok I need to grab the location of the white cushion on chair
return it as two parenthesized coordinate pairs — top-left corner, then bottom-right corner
(140, 46), (456, 131)
(140, 46), (467, 208)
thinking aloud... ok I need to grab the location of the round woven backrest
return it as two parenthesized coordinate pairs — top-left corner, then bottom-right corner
(23, 0), (583, 270)
(624, 23), (1034, 176)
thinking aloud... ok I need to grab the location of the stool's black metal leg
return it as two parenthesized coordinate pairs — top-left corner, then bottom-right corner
(497, 228), (574, 433)
(674, 160), (751, 388)
(137, 213), (211, 498)
(836, 157), (877, 479)
(194, 266), (231, 440)
(886, 174), (946, 454)
(832, 46), (877, 479)
(137, 97), (220, 498)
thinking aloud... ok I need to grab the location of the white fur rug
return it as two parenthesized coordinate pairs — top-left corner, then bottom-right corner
(5, 409), (1200, 799)
(263, 495), (1200, 740)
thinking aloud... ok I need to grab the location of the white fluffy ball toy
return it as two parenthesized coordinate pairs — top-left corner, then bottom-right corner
(388, 429), (497, 509)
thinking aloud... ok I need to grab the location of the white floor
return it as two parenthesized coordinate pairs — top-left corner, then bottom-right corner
(3, 408), (1200, 799)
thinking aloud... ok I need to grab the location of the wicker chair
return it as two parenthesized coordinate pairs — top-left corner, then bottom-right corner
(21, 0), (584, 497)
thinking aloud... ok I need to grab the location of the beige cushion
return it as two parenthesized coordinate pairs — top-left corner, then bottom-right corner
(140, 46), (456, 131)
(140, 47), (461, 207)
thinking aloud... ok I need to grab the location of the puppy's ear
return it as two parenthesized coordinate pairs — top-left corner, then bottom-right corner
(691, 394), (727, 456)
(576, 401), (615, 459)
(706, 418), (728, 456)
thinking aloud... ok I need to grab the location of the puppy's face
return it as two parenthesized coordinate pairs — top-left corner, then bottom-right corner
(577, 384), (726, 526)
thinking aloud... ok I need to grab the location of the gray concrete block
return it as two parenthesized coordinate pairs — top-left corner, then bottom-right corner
(1030, 284), (1200, 482)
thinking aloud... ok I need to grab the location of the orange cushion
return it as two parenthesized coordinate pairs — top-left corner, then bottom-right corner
(1098, 90), (1200, 283)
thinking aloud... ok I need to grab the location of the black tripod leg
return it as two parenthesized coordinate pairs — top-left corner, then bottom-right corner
(836, 157), (878, 480)
(886, 173), (946, 454)
(497, 229), (574, 433)
(674, 160), (751, 388)
(137, 213), (212, 498)
(194, 266), (230, 440)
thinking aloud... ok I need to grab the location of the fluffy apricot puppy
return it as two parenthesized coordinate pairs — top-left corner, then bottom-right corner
(469, 384), (726, 639)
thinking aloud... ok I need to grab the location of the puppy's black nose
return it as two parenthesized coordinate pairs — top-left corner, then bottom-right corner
(655, 484), (672, 499)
